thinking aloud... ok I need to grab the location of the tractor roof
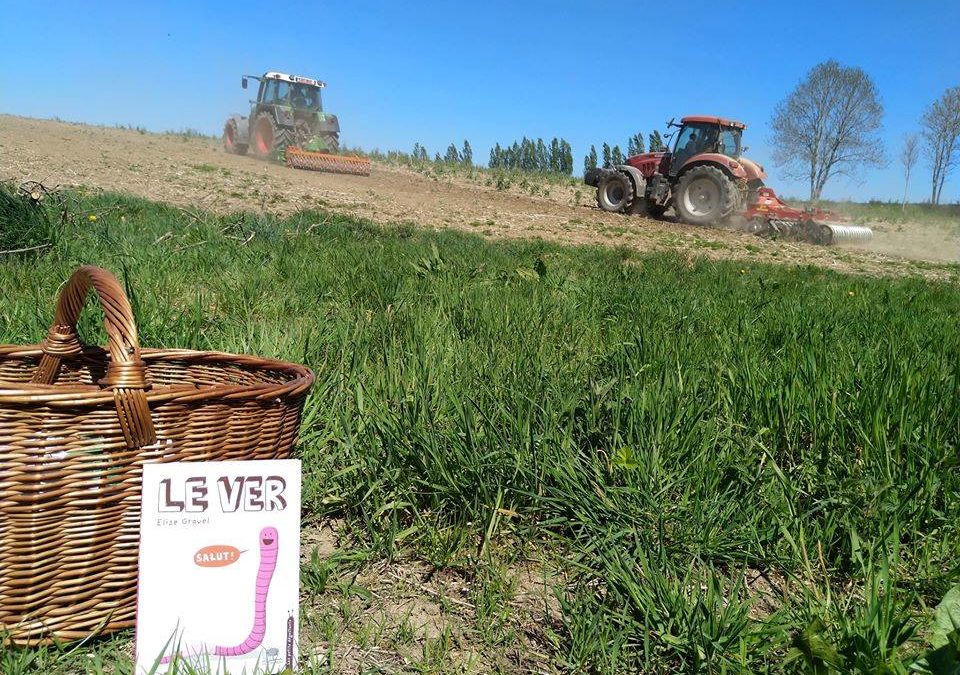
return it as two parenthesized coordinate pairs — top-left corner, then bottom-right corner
(262, 71), (326, 88)
(681, 115), (746, 129)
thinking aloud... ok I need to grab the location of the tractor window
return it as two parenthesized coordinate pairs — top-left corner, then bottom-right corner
(263, 80), (291, 104)
(672, 124), (711, 165)
(291, 84), (321, 109)
(718, 129), (742, 157)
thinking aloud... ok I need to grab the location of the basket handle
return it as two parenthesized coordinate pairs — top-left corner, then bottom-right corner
(31, 265), (157, 448)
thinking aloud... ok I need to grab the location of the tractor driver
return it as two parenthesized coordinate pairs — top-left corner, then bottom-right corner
(700, 127), (719, 153)
(675, 131), (699, 165)
(292, 84), (318, 109)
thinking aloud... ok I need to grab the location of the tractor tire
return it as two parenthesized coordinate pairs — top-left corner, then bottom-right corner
(320, 132), (340, 153)
(223, 119), (247, 155)
(249, 112), (295, 160)
(596, 171), (634, 213)
(674, 165), (740, 226)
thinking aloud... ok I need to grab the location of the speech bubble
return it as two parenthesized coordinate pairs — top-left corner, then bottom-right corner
(194, 544), (245, 567)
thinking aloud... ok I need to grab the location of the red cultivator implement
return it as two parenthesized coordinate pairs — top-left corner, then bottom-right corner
(745, 187), (873, 245)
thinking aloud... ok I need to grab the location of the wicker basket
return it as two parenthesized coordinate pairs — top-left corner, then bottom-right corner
(0, 266), (314, 645)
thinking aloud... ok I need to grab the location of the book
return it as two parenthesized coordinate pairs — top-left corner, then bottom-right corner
(135, 459), (301, 674)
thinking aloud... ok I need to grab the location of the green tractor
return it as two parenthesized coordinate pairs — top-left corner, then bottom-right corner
(223, 71), (341, 159)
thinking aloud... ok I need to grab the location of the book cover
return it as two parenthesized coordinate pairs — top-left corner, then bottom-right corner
(135, 459), (301, 674)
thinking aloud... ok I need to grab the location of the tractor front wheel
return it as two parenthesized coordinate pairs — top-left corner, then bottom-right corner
(674, 165), (739, 226)
(250, 113), (277, 159)
(596, 171), (634, 213)
(223, 119), (247, 155)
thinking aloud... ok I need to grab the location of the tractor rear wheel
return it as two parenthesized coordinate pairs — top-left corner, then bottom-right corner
(674, 165), (739, 225)
(596, 171), (633, 213)
(320, 132), (340, 153)
(223, 119), (247, 155)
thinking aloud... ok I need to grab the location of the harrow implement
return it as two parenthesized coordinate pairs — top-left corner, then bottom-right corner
(746, 187), (873, 245)
(285, 147), (371, 176)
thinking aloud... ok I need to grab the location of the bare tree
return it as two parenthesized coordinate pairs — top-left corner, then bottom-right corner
(920, 86), (960, 205)
(900, 134), (919, 210)
(770, 60), (885, 202)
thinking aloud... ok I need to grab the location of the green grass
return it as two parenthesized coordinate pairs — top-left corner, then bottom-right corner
(0, 182), (63, 253)
(1, 187), (960, 673)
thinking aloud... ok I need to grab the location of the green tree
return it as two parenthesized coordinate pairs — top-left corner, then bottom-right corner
(549, 138), (561, 173)
(602, 142), (612, 167)
(628, 132), (645, 156)
(444, 143), (461, 164)
(521, 138), (536, 171)
(535, 138), (548, 172)
(461, 140), (473, 167)
(489, 143), (502, 168)
(584, 145), (598, 172)
(560, 139), (573, 175)
(611, 145), (624, 165)
(649, 131), (665, 152)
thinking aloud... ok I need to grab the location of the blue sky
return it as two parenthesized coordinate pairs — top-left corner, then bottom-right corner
(1, 0), (958, 202)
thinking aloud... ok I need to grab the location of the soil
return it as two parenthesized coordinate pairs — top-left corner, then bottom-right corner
(1, 114), (957, 282)
(298, 520), (565, 673)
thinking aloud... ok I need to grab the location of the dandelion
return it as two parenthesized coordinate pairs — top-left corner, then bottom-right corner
(88, 214), (97, 222)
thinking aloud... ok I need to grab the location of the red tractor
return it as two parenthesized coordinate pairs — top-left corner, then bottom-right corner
(584, 116), (872, 245)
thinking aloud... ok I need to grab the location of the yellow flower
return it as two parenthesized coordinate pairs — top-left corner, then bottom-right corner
(88, 214), (97, 222)
(848, 291), (855, 296)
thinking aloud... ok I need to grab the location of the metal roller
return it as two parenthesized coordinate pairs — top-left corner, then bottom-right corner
(285, 147), (371, 176)
(821, 223), (874, 245)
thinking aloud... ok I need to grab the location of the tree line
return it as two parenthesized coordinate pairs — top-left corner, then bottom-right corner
(582, 131), (667, 173)
(411, 137), (575, 175)
(770, 59), (960, 204)
(411, 140), (473, 166)
(488, 137), (574, 175)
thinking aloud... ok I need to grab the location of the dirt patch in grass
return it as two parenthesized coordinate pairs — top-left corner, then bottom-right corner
(298, 521), (564, 673)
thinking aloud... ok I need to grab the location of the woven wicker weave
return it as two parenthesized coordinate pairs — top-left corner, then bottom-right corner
(0, 266), (314, 645)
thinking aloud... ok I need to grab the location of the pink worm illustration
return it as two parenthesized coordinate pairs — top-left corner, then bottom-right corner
(161, 526), (278, 664)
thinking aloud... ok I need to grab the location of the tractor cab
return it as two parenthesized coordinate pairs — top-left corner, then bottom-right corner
(667, 116), (744, 176)
(243, 72), (326, 111)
